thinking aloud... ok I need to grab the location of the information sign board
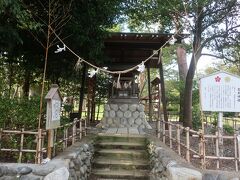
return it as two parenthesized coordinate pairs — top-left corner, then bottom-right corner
(200, 71), (240, 112)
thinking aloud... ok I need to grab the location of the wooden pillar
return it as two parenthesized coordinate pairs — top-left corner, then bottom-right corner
(147, 63), (153, 121)
(158, 50), (168, 124)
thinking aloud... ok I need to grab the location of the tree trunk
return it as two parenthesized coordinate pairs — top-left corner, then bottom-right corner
(23, 70), (31, 98)
(8, 61), (13, 98)
(176, 46), (188, 122)
(78, 64), (87, 119)
(90, 76), (97, 122)
(158, 51), (168, 123)
(147, 64), (153, 122)
(182, 46), (202, 128)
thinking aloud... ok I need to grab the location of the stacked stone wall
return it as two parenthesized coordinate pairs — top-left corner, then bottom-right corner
(0, 142), (94, 180)
(100, 103), (152, 129)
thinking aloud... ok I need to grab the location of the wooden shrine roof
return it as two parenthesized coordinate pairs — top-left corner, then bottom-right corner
(103, 32), (186, 71)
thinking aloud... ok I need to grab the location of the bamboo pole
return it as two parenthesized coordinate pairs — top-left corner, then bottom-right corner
(169, 123), (172, 148)
(80, 120), (82, 140)
(37, 129), (42, 164)
(186, 127), (190, 162)
(72, 119), (76, 145)
(157, 120), (160, 139)
(18, 128), (24, 163)
(216, 131), (220, 169)
(177, 124), (181, 155)
(0, 128), (2, 149)
(234, 133), (238, 171)
(163, 120), (165, 143)
(52, 129), (56, 157)
(84, 118), (87, 136)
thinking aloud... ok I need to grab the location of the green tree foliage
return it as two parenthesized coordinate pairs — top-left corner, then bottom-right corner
(125, 0), (240, 128)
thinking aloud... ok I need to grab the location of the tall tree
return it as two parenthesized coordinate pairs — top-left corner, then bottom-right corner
(125, 0), (240, 127)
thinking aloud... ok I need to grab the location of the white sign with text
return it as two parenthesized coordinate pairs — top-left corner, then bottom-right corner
(200, 71), (240, 112)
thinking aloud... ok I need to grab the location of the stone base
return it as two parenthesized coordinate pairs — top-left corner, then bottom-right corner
(98, 101), (152, 130)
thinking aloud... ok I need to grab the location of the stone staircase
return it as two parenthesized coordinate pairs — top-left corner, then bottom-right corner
(90, 133), (150, 180)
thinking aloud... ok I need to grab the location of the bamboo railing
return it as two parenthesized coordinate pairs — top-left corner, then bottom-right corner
(0, 118), (87, 163)
(157, 120), (240, 171)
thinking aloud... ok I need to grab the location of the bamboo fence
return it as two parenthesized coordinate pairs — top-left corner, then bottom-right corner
(0, 118), (87, 163)
(157, 120), (240, 171)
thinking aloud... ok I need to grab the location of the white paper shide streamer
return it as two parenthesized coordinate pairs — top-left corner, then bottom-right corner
(169, 35), (177, 45)
(137, 62), (145, 73)
(54, 44), (66, 53)
(88, 68), (99, 78)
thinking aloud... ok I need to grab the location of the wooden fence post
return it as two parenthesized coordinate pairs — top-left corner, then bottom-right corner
(72, 119), (76, 145)
(163, 120), (165, 144)
(84, 118), (87, 136)
(0, 128), (2, 151)
(216, 131), (220, 169)
(186, 127), (190, 163)
(234, 133), (238, 171)
(53, 129), (56, 157)
(80, 120), (82, 140)
(177, 124), (181, 155)
(169, 123), (172, 148)
(157, 120), (160, 139)
(36, 129), (42, 164)
(18, 128), (24, 163)
(199, 129), (205, 169)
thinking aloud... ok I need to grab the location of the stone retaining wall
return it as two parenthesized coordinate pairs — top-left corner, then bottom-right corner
(100, 103), (152, 129)
(148, 138), (240, 180)
(0, 141), (94, 180)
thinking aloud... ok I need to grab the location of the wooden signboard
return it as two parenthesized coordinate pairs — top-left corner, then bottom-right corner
(200, 71), (240, 112)
(45, 84), (62, 130)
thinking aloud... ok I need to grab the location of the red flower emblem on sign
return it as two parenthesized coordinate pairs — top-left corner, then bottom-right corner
(215, 76), (221, 82)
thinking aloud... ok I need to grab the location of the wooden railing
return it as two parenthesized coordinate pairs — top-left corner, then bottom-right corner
(0, 118), (87, 163)
(51, 118), (87, 157)
(157, 120), (240, 171)
(0, 128), (46, 163)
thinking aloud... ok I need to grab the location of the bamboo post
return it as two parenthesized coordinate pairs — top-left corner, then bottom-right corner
(186, 127), (190, 162)
(163, 121), (166, 143)
(47, 129), (53, 159)
(234, 133), (238, 171)
(53, 129), (57, 157)
(65, 127), (68, 149)
(37, 129), (42, 164)
(199, 129), (205, 169)
(177, 124), (181, 155)
(157, 120), (160, 139)
(72, 120), (76, 145)
(216, 131), (220, 169)
(63, 127), (66, 150)
(84, 118), (87, 136)
(169, 123), (172, 148)
(80, 120), (82, 140)
(18, 128), (24, 163)
(0, 128), (2, 149)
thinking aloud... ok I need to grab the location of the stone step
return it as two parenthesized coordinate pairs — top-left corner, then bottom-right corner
(97, 133), (147, 144)
(91, 169), (149, 180)
(96, 149), (148, 159)
(95, 141), (146, 150)
(93, 158), (149, 170)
